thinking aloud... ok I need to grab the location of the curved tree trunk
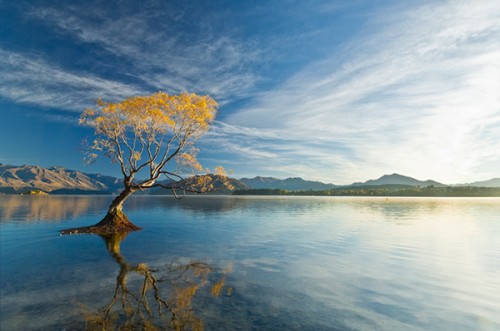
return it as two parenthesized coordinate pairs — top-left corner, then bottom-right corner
(107, 187), (135, 215)
(92, 186), (141, 232)
(61, 186), (141, 235)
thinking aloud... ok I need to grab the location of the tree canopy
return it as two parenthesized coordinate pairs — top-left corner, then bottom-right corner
(80, 91), (219, 194)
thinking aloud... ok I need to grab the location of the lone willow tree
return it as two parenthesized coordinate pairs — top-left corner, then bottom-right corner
(62, 92), (225, 235)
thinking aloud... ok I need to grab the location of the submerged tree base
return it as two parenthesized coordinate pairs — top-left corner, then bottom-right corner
(60, 211), (141, 235)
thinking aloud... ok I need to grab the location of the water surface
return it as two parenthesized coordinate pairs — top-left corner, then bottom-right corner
(1, 195), (499, 330)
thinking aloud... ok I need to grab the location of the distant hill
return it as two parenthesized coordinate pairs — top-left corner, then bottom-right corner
(152, 174), (249, 195)
(456, 178), (500, 188)
(240, 176), (339, 191)
(86, 173), (122, 190)
(351, 173), (447, 187)
(0, 163), (246, 195)
(1, 163), (498, 195)
(0, 163), (121, 194)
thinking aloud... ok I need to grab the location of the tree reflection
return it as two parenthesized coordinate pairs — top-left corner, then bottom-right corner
(83, 233), (231, 330)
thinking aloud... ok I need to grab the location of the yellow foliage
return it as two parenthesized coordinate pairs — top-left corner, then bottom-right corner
(177, 152), (203, 172)
(210, 278), (225, 297)
(214, 166), (227, 177)
(80, 91), (218, 179)
(81, 92), (217, 143)
(137, 263), (149, 272)
(173, 285), (199, 308)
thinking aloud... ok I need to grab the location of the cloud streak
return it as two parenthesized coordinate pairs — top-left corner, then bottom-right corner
(1, 2), (263, 112)
(0, 49), (144, 111)
(28, 4), (261, 103)
(223, 1), (500, 183)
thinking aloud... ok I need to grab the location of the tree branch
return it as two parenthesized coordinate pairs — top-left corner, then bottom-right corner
(112, 134), (128, 177)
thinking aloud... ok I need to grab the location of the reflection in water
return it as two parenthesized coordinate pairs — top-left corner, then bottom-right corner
(2, 195), (499, 224)
(350, 197), (500, 224)
(349, 197), (445, 224)
(83, 233), (231, 330)
(0, 195), (110, 222)
(1, 196), (500, 330)
(143, 196), (500, 221)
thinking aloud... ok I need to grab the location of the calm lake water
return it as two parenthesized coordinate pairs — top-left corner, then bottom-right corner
(1, 195), (499, 330)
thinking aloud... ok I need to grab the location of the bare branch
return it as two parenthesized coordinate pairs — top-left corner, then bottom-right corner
(78, 92), (219, 228)
(148, 182), (203, 195)
(112, 134), (128, 177)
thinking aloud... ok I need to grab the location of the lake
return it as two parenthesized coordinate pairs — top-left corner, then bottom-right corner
(1, 195), (499, 330)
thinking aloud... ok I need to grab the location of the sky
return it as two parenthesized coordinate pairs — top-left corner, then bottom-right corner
(1, 0), (499, 185)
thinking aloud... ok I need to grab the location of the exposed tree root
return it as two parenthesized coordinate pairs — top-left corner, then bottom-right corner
(60, 211), (141, 235)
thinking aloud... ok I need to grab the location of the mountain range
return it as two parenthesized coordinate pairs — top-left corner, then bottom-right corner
(0, 163), (122, 194)
(1, 163), (499, 194)
(351, 173), (447, 187)
(239, 176), (339, 191)
(151, 174), (249, 195)
(454, 178), (500, 188)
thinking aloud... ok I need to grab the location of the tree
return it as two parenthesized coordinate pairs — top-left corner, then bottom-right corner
(62, 92), (226, 234)
(82, 233), (230, 330)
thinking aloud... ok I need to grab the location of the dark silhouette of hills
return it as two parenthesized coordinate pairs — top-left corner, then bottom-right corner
(239, 176), (339, 191)
(1, 163), (499, 195)
(350, 173), (447, 187)
(151, 174), (249, 195)
(455, 178), (500, 188)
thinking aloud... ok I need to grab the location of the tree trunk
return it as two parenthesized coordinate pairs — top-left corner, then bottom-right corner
(93, 186), (141, 232)
(60, 186), (141, 235)
(108, 186), (135, 215)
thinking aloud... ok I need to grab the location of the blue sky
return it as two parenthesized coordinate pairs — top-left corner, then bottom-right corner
(1, 0), (499, 184)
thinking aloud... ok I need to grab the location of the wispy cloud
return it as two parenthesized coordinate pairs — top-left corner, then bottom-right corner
(0, 49), (144, 111)
(28, 4), (261, 103)
(200, 122), (359, 183)
(2, 1), (498, 183)
(222, 1), (500, 183)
